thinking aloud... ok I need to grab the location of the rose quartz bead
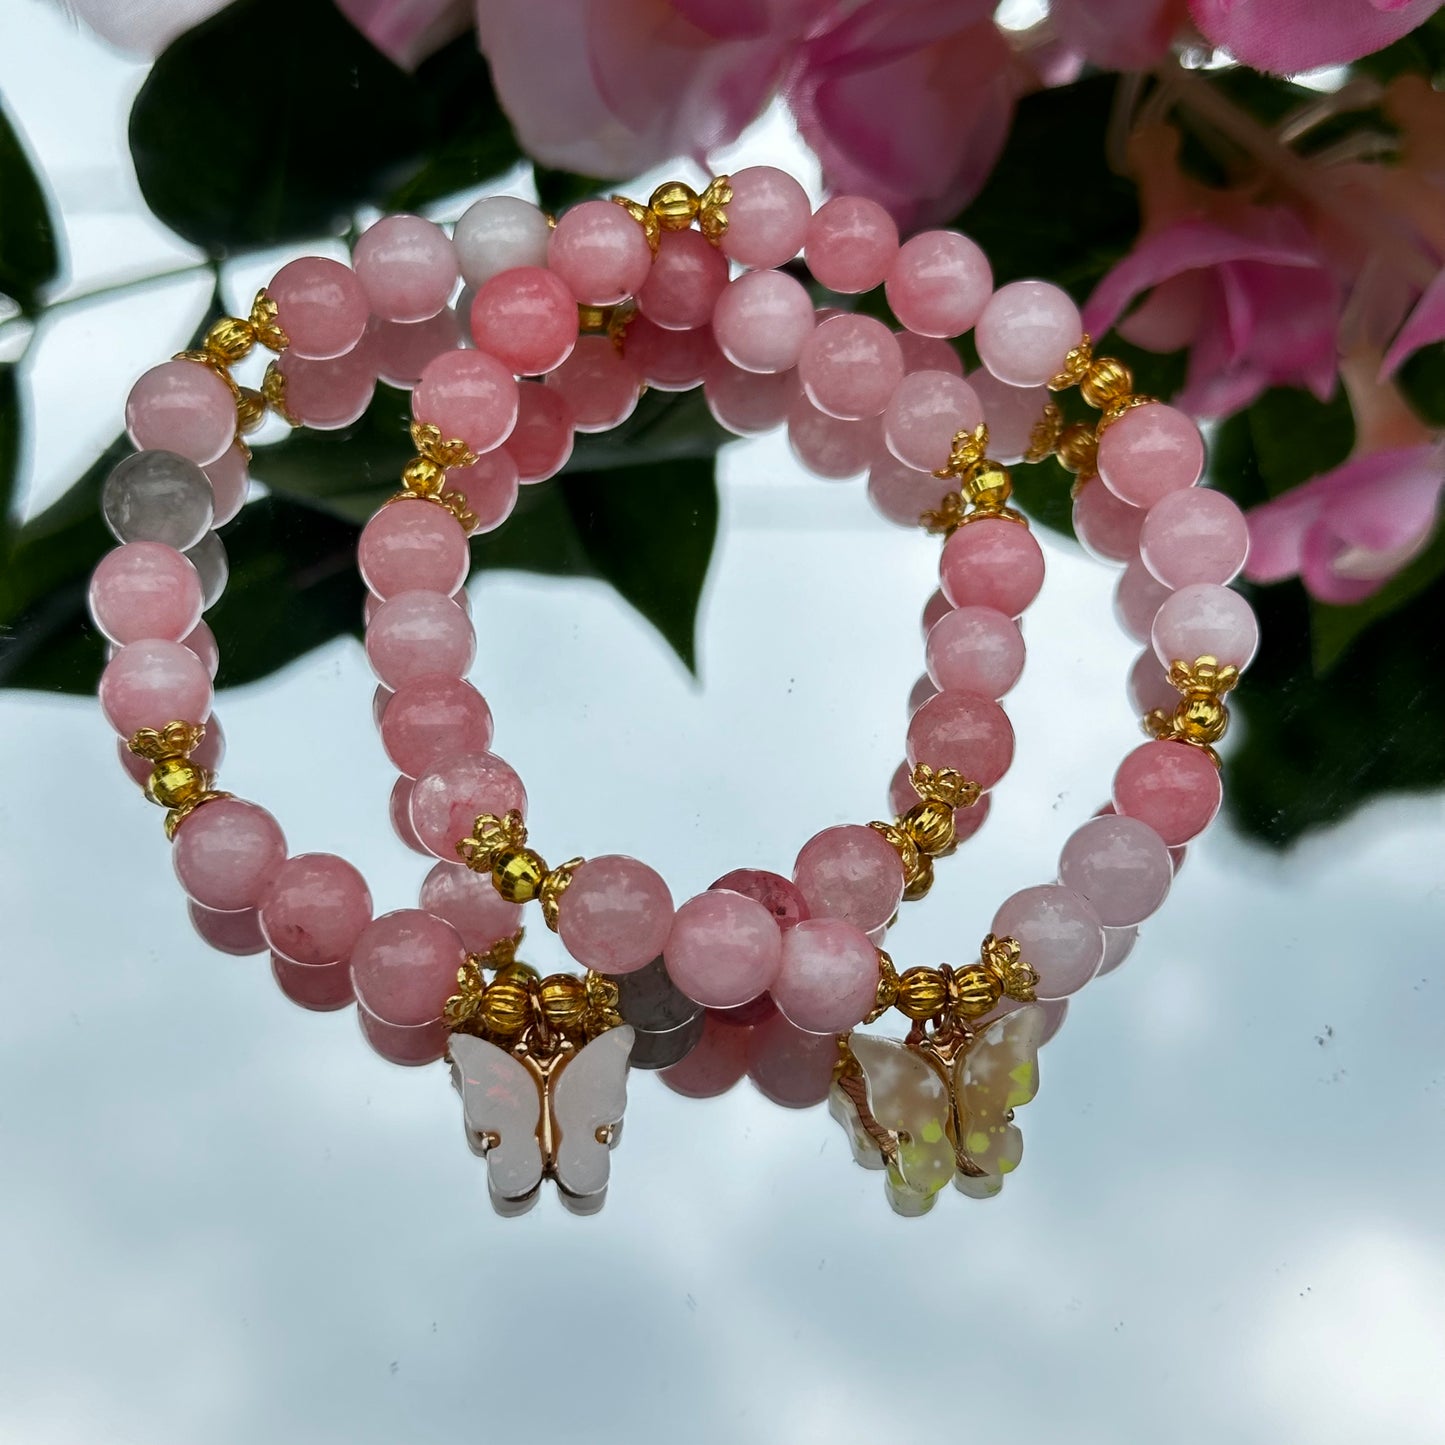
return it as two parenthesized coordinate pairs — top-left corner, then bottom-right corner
(883, 369), (983, 472)
(1094, 925), (1139, 977)
(663, 889), (782, 1007)
(358, 502), (469, 599)
(454, 196), (551, 288)
(714, 994), (778, 1028)
(548, 335), (641, 432)
(353, 214), (457, 323)
(804, 194), (899, 294)
(276, 342), (377, 431)
(447, 451), (519, 534)
(659, 1012), (750, 1098)
(548, 199), (653, 305)
(704, 358), (794, 435)
(372, 684), (392, 729)
(204, 446), (249, 526)
(389, 776), (429, 854)
(908, 673), (939, 715)
(365, 591), (475, 688)
(269, 256), (369, 360)
(797, 314), (904, 421)
(410, 751), (527, 860)
(1058, 814), (1172, 927)
(921, 588), (953, 638)
(351, 908), (465, 1027)
(99, 639), (212, 736)
(745, 1011), (836, 1108)
(867, 451), (952, 527)
(419, 860), (523, 954)
(925, 605), (1026, 698)
(188, 901), (266, 957)
(965, 369), (1051, 464)
(792, 824), (904, 934)
(558, 855), (674, 975)
(88, 542), (203, 646)
(709, 869), (809, 929)
(993, 884), (1104, 999)
(896, 331), (963, 376)
(885, 230), (993, 338)
(976, 279), (1083, 388)
(413, 350), (519, 456)
(469, 265), (578, 375)
(272, 955), (355, 1012)
(381, 674), (493, 778)
(712, 270), (814, 375)
(907, 690), (1015, 788)
(625, 318), (719, 391)
(504, 383), (574, 482)
(181, 620), (218, 679)
(359, 1011), (449, 1066)
(939, 516), (1045, 617)
(125, 360), (235, 467)
(1074, 476), (1145, 564)
(771, 917), (879, 1033)
(1128, 649), (1179, 717)
(638, 228), (729, 330)
(1140, 487), (1249, 587)
(1152, 583), (1259, 671)
(1113, 740), (1222, 846)
(1097, 403), (1204, 507)
(719, 166), (811, 270)
(1114, 557), (1173, 644)
(787, 394), (878, 478)
(173, 798), (285, 912)
(259, 853), (373, 966)
(370, 308), (463, 389)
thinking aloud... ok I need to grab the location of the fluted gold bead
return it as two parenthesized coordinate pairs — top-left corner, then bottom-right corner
(539, 973), (587, 1030)
(492, 848), (548, 903)
(234, 387), (266, 434)
(897, 966), (949, 1021)
(481, 977), (532, 1037)
(950, 962), (1003, 1020)
(261, 361), (297, 426)
(1056, 422), (1099, 476)
(1177, 694), (1229, 744)
(204, 317), (256, 365)
(145, 758), (208, 810)
(1079, 357), (1133, 409)
(962, 460), (1012, 509)
(900, 799), (957, 856)
(649, 181), (700, 230)
(902, 852), (934, 902)
(402, 455), (446, 496)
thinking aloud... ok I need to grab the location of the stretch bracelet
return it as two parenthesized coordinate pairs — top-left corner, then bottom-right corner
(91, 168), (1257, 1217)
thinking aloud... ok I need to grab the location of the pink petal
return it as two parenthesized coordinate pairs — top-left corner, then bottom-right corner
(57, 0), (230, 55)
(1116, 271), (1209, 351)
(336, 0), (471, 69)
(1322, 444), (1445, 552)
(1243, 485), (1329, 584)
(1049, 0), (1189, 69)
(1381, 264), (1445, 376)
(1188, 0), (1445, 73)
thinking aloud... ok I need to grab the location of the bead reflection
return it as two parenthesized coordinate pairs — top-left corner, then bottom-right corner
(271, 954), (355, 1013)
(358, 1008), (449, 1067)
(187, 901), (266, 956)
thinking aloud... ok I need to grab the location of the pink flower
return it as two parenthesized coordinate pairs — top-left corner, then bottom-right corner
(337, 0), (472, 70)
(1048, 0), (1191, 70)
(1189, 0), (1445, 74)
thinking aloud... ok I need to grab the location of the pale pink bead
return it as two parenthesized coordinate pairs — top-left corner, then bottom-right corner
(204, 446), (249, 526)
(921, 588), (953, 638)
(99, 639), (212, 736)
(625, 318), (719, 391)
(353, 214), (457, 323)
(906, 689), (1014, 788)
(358, 502), (469, 599)
(269, 256), (369, 360)
(1074, 476), (1145, 564)
(745, 1010), (836, 1108)
(709, 869), (809, 929)
(896, 331), (963, 376)
(410, 751), (527, 859)
(88, 541), (203, 645)
(1097, 403), (1204, 507)
(939, 516), (1045, 616)
(389, 776), (429, 854)
(659, 1012), (750, 1098)
(787, 394), (878, 479)
(189, 901), (265, 957)
(413, 350), (519, 455)
(976, 279), (1082, 387)
(447, 451), (519, 534)
(381, 674), (493, 778)
(866, 451), (952, 528)
(1128, 649), (1179, 717)
(272, 955), (354, 1012)
(259, 852), (373, 966)
(664, 889), (782, 1007)
(372, 684), (393, 730)
(704, 358), (795, 435)
(638, 228), (729, 330)
(181, 620), (218, 679)
(719, 166), (811, 270)
(364, 591), (475, 688)
(125, 360), (235, 467)
(504, 383), (574, 482)
(993, 884), (1104, 999)
(797, 314), (904, 421)
(370, 308), (463, 388)
(908, 673), (939, 714)
(966, 369), (1051, 464)
(470, 265), (578, 375)
(548, 200), (654, 305)
(1113, 557), (1173, 644)
(1058, 814), (1172, 927)
(885, 230), (993, 339)
(883, 369), (983, 472)
(548, 335), (641, 432)
(925, 605), (1025, 698)
(276, 342), (377, 430)
(418, 860), (523, 954)
(1113, 740), (1222, 846)
(454, 196), (551, 288)
(712, 270), (814, 375)
(351, 908), (465, 1026)
(772, 917), (879, 1033)
(1152, 583), (1259, 671)
(793, 824), (904, 934)
(1095, 925), (1139, 978)
(358, 1011), (449, 1066)
(558, 854), (674, 975)
(173, 798), (285, 912)
(1140, 487), (1249, 587)
(805, 194), (899, 294)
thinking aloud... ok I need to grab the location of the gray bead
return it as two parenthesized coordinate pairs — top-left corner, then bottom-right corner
(101, 450), (214, 551)
(184, 531), (229, 609)
(615, 955), (703, 1033)
(628, 1010), (706, 1071)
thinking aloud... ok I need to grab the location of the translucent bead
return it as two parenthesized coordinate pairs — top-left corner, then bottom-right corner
(745, 1009), (836, 1108)
(351, 908), (466, 1027)
(664, 889), (782, 1007)
(906, 689), (1014, 788)
(792, 824), (904, 934)
(1095, 924), (1139, 977)
(866, 451), (952, 528)
(885, 229), (993, 338)
(370, 308), (464, 389)
(102, 450), (214, 550)
(992, 883), (1104, 999)
(380, 674), (494, 778)
(504, 383), (574, 482)
(1113, 557), (1173, 644)
(921, 588), (953, 639)
(625, 317), (719, 391)
(548, 335), (641, 433)
(1074, 476), (1144, 564)
(1140, 487), (1249, 587)
(939, 516), (1045, 617)
(189, 901), (265, 957)
(925, 605), (1026, 698)
(719, 166), (811, 270)
(453, 196), (551, 289)
(787, 393), (878, 479)
(548, 199), (654, 305)
(1058, 814), (1172, 927)
(798, 314), (904, 421)
(772, 917), (880, 1033)
(269, 256), (369, 360)
(896, 331), (962, 376)
(1112, 740), (1222, 846)
(469, 265), (578, 375)
(389, 775), (429, 854)
(358, 501), (470, 599)
(638, 228), (730, 330)
(182, 620), (219, 679)
(1097, 403), (1204, 507)
(364, 591), (476, 688)
(353, 214), (458, 323)
(975, 280), (1082, 388)
(409, 751), (527, 859)
(183, 531), (228, 609)
(204, 446), (249, 527)
(272, 955), (355, 1012)
(965, 370), (1050, 464)
(418, 860), (523, 954)
(704, 358), (795, 436)
(173, 798), (285, 912)
(908, 673), (939, 714)
(447, 451), (519, 534)
(1152, 583), (1259, 672)
(413, 350), (520, 456)
(358, 1011), (449, 1066)
(1128, 649), (1179, 717)
(88, 542), (203, 645)
(709, 869), (809, 929)
(558, 854), (675, 975)
(883, 369), (983, 472)
(260, 852), (374, 966)
(659, 1012), (750, 1098)
(99, 639), (212, 736)
(712, 270), (815, 375)
(805, 194), (899, 294)
(125, 360), (235, 467)
(275, 342), (377, 431)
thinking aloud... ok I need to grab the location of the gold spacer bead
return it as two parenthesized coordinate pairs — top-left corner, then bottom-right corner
(1079, 357), (1134, 409)
(868, 820), (921, 880)
(1095, 392), (1156, 435)
(235, 387), (267, 434)
(261, 361), (298, 427)
(480, 977), (533, 1038)
(145, 758), (209, 810)
(900, 799), (957, 857)
(1167, 655), (1240, 696)
(901, 852), (934, 901)
(698, 174), (732, 246)
(402, 455), (446, 496)
(1056, 421), (1099, 476)
(539, 973), (587, 1030)
(611, 195), (661, 253)
(1024, 401), (1064, 463)
(868, 950), (901, 1023)
(961, 459), (1012, 510)
(492, 847), (548, 904)
(1176, 693), (1230, 744)
(1047, 332), (1093, 391)
(128, 720), (206, 762)
(577, 303), (611, 332)
(204, 316), (256, 365)
(897, 966), (949, 1021)
(649, 181), (700, 230)
(249, 290), (288, 351)
(539, 858), (583, 932)
(950, 961), (1003, 1020)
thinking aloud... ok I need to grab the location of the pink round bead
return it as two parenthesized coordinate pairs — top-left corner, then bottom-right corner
(921, 588), (953, 638)
(413, 350), (520, 455)
(1095, 925), (1139, 978)
(638, 228), (730, 330)
(181, 620), (219, 679)
(797, 314), (904, 421)
(172, 798), (285, 912)
(272, 955), (354, 1012)
(351, 908), (466, 1027)
(447, 451), (519, 534)
(419, 860), (523, 954)
(1128, 649), (1180, 717)
(709, 868), (809, 930)
(358, 1011), (449, 1066)
(470, 265), (578, 375)
(189, 901), (266, 957)
(804, 194), (899, 294)
(358, 502), (469, 599)
(276, 343), (377, 431)
(896, 331), (962, 376)
(704, 358), (795, 436)
(976, 280), (1082, 388)
(885, 230), (993, 339)
(1058, 814), (1172, 927)
(1113, 740), (1223, 846)
(906, 689), (1015, 788)
(260, 853), (373, 966)
(88, 542), (203, 646)
(659, 1013), (750, 1098)
(370, 308), (463, 389)
(365, 591), (475, 689)
(1114, 557), (1173, 644)
(939, 516), (1045, 616)
(908, 674), (939, 715)
(883, 369), (983, 472)
(410, 751), (527, 860)
(925, 605), (1026, 698)
(664, 889), (782, 1008)
(381, 674), (493, 778)
(99, 639), (212, 736)
(269, 256), (369, 360)
(1152, 583), (1259, 672)
(389, 776), (429, 854)
(1097, 403), (1204, 508)
(792, 824), (904, 934)
(1074, 476), (1145, 564)
(548, 199), (654, 305)
(625, 318), (718, 391)
(558, 855), (675, 975)
(504, 383), (574, 482)
(993, 884), (1104, 999)
(353, 214), (457, 323)
(787, 394), (878, 479)
(1140, 487), (1249, 587)
(719, 166), (811, 270)
(712, 270), (815, 375)
(745, 1011), (836, 1108)
(125, 360), (236, 467)
(204, 446), (249, 526)
(867, 451), (952, 528)
(772, 917), (879, 1034)
(966, 369), (1051, 464)
(548, 335), (640, 433)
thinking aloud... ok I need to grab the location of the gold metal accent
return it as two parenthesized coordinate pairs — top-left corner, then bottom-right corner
(649, 181), (700, 230)
(980, 933), (1038, 1001)
(1176, 693), (1229, 744)
(1079, 356), (1134, 409)
(456, 810), (529, 872)
(932, 423), (990, 480)
(261, 360), (298, 426)
(1024, 401), (1064, 463)
(236, 387), (267, 433)
(127, 721), (206, 762)
(204, 316), (256, 366)
(1167, 656), (1240, 695)
(606, 300), (637, 355)
(539, 858), (583, 932)
(402, 455), (446, 496)
(899, 798), (956, 856)
(1047, 332), (1093, 391)
(867, 950), (901, 1023)
(960, 459), (1013, 510)
(909, 763), (982, 810)
(539, 973), (587, 1030)
(1095, 392), (1155, 435)
(162, 789), (232, 841)
(1056, 421), (1099, 476)
(493, 847), (548, 903)
(410, 420), (477, 470)
(897, 966), (949, 1022)
(950, 962), (1003, 1020)
(577, 303), (611, 332)
(833, 1041), (901, 1167)
(249, 291), (288, 351)
(611, 194), (661, 253)
(144, 757), (209, 811)
(698, 174), (732, 246)
(901, 852), (934, 901)
(867, 819), (921, 879)
(920, 491), (967, 535)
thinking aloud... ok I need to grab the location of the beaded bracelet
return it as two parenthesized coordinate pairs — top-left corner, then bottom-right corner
(91, 167), (1257, 1217)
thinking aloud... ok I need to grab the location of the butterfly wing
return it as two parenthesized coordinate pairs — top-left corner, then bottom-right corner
(951, 1003), (1045, 1194)
(549, 1025), (634, 1215)
(447, 1033), (545, 1216)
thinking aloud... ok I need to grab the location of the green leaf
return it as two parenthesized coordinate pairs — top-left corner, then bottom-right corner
(1244, 386), (1355, 497)
(533, 166), (610, 214)
(0, 96), (61, 312)
(0, 362), (19, 555)
(1009, 455), (1075, 541)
